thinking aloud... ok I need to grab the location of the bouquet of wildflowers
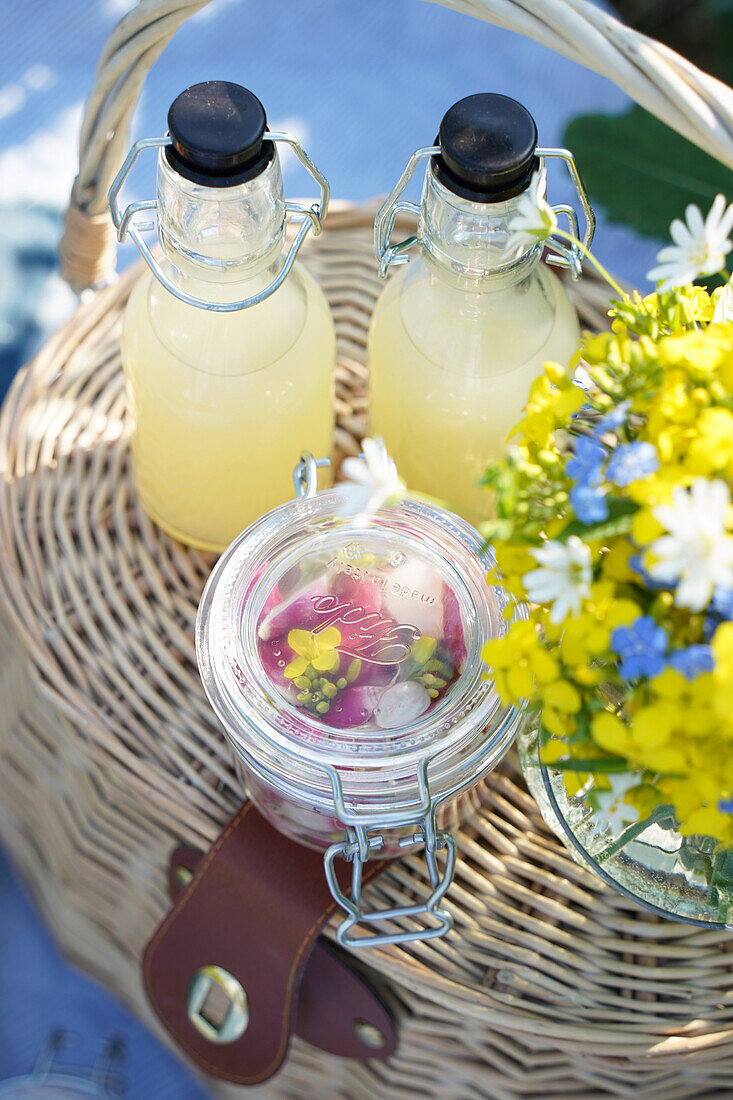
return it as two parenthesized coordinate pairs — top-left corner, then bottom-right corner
(482, 191), (733, 908)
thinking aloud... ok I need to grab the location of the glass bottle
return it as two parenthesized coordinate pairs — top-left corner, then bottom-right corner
(110, 82), (335, 552)
(368, 93), (594, 525)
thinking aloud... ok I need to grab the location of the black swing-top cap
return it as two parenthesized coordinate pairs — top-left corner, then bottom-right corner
(432, 93), (539, 203)
(165, 81), (274, 187)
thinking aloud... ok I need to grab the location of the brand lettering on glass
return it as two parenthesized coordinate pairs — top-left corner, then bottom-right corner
(310, 594), (419, 664)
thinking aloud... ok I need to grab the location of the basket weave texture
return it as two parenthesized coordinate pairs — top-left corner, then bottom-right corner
(1, 207), (733, 1099)
(5, 0), (733, 1095)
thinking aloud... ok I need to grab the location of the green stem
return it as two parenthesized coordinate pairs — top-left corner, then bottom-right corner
(595, 803), (677, 864)
(552, 227), (629, 303)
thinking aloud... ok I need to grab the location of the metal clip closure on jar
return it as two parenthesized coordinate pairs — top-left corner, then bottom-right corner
(108, 81), (329, 312)
(196, 451), (527, 948)
(375, 92), (594, 281)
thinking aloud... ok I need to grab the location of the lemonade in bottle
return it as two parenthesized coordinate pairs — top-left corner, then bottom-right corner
(110, 82), (335, 551)
(369, 94), (594, 524)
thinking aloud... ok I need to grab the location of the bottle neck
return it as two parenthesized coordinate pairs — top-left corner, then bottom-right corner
(156, 151), (286, 288)
(419, 167), (543, 291)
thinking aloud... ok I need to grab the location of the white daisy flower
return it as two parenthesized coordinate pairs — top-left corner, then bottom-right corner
(523, 535), (592, 624)
(712, 281), (733, 323)
(339, 436), (406, 516)
(648, 478), (733, 611)
(505, 169), (558, 256)
(590, 773), (640, 839)
(647, 194), (733, 293)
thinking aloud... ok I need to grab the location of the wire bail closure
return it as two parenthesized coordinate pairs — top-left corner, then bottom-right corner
(108, 133), (330, 312)
(296, 454), (458, 947)
(323, 758), (457, 948)
(293, 452), (330, 499)
(296, 455), (456, 948)
(375, 145), (595, 281)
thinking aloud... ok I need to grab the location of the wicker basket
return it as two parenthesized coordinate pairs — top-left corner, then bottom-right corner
(2, 2), (733, 1098)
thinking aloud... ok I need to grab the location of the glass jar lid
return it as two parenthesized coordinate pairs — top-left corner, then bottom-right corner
(197, 487), (521, 809)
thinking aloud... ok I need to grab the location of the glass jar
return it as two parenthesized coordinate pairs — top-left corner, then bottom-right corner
(196, 457), (526, 945)
(369, 93), (594, 524)
(109, 82), (335, 552)
(519, 723), (733, 928)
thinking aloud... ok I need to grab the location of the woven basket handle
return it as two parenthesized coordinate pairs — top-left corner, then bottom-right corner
(60, 0), (733, 291)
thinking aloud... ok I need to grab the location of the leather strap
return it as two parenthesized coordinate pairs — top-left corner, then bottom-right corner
(143, 802), (395, 1084)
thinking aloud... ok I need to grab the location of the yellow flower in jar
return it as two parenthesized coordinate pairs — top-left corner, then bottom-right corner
(284, 627), (341, 679)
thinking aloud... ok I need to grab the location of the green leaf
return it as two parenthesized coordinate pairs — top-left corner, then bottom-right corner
(595, 804), (678, 863)
(712, 847), (733, 887)
(480, 518), (515, 544)
(550, 755), (629, 773)
(562, 106), (733, 244)
(557, 497), (639, 543)
(679, 845), (713, 880)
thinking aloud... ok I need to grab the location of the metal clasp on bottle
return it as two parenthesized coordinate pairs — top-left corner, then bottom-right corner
(375, 145), (595, 281)
(108, 133), (329, 313)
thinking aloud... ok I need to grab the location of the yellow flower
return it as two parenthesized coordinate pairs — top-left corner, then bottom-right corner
(489, 542), (536, 601)
(660, 766), (733, 846)
(654, 369), (699, 426)
(543, 680), (582, 713)
(560, 614), (603, 665)
(627, 466), (689, 507)
(284, 627), (341, 679)
(682, 805), (732, 840)
(591, 711), (631, 757)
(410, 635), (437, 665)
(682, 286), (715, 323)
(563, 771), (590, 797)
(541, 679), (582, 737)
(511, 375), (586, 445)
(483, 619), (559, 705)
(713, 622), (733, 720)
(687, 407), (733, 478)
(649, 668), (717, 736)
(658, 330), (728, 376)
(712, 621), (733, 669)
(600, 541), (635, 583)
(630, 704), (676, 752)
(540, 737), (567, 764)
(559, 582), (638, 665)
(631, 507), (665, 546)
(543, 360), (570, 386)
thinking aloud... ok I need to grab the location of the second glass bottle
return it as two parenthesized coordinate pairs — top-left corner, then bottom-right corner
(368, 93), (592, 523)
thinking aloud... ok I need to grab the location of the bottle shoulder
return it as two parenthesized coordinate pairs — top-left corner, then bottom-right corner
(369, 257), (579, 376)
(122, 261), (333, 375)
